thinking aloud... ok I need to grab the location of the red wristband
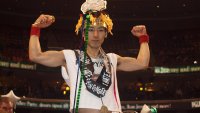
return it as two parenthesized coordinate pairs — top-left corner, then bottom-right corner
(139, 35), (149, 44)
(30, 26), (40, 37)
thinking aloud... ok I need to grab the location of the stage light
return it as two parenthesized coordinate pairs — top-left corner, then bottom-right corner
(66, 86), (70, 91)
(63, 91), (66, 95)
(140, 87), (143, 91)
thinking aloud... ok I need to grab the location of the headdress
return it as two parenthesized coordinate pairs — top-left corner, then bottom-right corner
(75, 0), (113, 35)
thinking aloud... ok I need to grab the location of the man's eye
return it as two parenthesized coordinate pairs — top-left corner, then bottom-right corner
(98, 29), (105, 32)
(88, 28), (94, 32)
(3, 107), (8, 110)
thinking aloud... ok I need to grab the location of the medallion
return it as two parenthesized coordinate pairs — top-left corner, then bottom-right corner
(100, 105), (109, 113)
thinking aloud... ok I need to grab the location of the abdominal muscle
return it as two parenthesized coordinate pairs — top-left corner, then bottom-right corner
(77, 108), (112, 113)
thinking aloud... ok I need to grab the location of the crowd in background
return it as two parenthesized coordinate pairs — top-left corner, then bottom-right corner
(1, 25), (200, 66)
(1, 69), (200, 101)
(0, 25), (200, 101)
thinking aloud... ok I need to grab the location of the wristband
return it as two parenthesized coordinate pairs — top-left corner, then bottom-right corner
(30, 25), (40, 37)
(139, 35), (149, 44)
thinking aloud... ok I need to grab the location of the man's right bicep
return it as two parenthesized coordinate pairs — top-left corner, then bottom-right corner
(32, 50), (65, 67)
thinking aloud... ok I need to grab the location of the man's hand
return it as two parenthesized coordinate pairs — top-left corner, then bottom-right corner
(32, 14), (55, 28)
(140, 104), (151, 113)
(131, 25), (147, 38)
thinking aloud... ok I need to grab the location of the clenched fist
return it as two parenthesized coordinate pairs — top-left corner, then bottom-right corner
(131, 25), (147, 38)
(32, 14), (55, 28)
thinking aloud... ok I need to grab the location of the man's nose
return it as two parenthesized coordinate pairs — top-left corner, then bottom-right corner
(93, 30), (98, 37)
(8, 108), (13, 113)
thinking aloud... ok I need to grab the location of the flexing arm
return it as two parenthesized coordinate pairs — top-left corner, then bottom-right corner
(117, 25), (150, 71)
(29, 14), (65, 67)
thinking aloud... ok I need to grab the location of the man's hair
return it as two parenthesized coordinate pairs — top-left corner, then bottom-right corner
(0, 97), (12, 104)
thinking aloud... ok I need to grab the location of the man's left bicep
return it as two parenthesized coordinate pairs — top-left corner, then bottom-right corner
(117, 56), (136, 71)
(117, 56), (140, 71)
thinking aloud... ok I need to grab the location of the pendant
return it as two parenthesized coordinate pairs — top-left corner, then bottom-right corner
(100, 105), (109, 113)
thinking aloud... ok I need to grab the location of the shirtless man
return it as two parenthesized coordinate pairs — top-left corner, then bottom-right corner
(29, 0), (150, 113)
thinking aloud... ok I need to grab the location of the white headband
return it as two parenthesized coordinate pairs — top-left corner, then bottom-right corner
(81, 0), (107, 14)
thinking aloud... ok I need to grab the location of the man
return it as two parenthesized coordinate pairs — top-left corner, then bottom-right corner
(0, 90), (20, 113)
(0, 97), (14, 113)
(29, 0), (150, 113)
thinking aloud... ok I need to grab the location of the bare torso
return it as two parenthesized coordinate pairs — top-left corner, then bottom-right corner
(78, 108), (112, 113)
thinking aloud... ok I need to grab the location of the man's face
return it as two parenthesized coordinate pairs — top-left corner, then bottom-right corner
(0, 101), (13, 113)
(85, 25), (107, 49)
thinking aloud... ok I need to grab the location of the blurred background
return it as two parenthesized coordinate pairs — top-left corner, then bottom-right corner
(0, 0), (200, 113)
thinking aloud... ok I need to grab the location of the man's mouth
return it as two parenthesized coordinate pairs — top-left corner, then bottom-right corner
(92, 40), (99, 42)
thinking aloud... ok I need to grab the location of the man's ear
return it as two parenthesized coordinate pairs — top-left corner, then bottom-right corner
(82, 31), (85, 41)
(105, 32), (108, 38)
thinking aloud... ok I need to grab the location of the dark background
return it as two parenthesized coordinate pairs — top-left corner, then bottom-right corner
(0, 0), (200, 113)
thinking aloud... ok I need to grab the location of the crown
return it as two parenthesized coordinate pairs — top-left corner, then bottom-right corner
(75, 0), (113, 35)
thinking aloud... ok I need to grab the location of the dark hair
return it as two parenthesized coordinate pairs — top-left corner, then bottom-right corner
(0, 97), (12, 104)
(85, 10), (108, 18)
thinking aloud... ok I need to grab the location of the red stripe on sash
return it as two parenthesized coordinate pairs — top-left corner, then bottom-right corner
(113, 66), (119, 109)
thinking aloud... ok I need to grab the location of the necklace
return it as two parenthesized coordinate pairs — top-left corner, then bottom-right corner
(75, 14), (90, 113)
(100, 97), (109, 113)
(79, 50), (112, 98)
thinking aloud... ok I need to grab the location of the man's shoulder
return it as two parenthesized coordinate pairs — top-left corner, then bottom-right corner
(62, 49), (77, 58)
(62, 49), (74, 52)
(106, 53), (118, 57)
(107, 53), (120, 62)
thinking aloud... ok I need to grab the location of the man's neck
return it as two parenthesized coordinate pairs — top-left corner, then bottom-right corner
(87, 47), (100, 58)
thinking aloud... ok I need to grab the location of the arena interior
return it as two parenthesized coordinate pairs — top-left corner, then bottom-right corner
(0, 0), (200, 113)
